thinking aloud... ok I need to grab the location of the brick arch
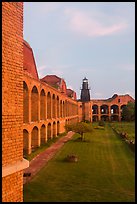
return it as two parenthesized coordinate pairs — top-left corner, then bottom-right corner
(111, 104), (119, 114)
(57, 96), (59, 118)
(47, 123), (52, 139)
(31, 126), (39, 151)
(47, 92), (51, 119)
(53, 121), (56, 137)
(23, 81), (29, 123)
(52, 94), (56, 118)
(100, 104), (109, 114)
(40, 89), (46, 120)
(40, 124), (46, 144)
(57, 121), (60, 135)
(23, 129), (29, 155)
(31, 86), (39, 122)
(60, 100), (63, 117)
(92, 104), (98, 114)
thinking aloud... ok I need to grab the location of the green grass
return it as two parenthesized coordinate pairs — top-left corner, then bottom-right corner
(23, 124), (135, 202)
(24, 132), (66, 161)
(110, 121), (135, 142)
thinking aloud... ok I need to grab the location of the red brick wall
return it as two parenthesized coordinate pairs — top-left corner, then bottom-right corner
(2, 2), (23, 201)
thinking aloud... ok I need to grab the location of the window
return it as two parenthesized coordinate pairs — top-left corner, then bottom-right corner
(118, 99), (120, 103)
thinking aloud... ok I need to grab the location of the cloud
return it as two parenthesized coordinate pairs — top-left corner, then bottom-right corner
(64, 8), (128, 37)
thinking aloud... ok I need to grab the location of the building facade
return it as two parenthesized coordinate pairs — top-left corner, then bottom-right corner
(2, 2), (135, 202)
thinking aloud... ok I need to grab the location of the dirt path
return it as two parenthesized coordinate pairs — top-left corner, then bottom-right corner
(23, 131), (74, 184)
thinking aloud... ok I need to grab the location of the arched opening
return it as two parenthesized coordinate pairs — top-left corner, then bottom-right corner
(111, 115), (119, 121)
(53, 121), (56, 137)
(47, 123), (52, 140)
(23, 129), (29, 155)
(31, 86), (38, 122)
(60, 100), (63, 117)
(101, 115), (109, 121)
(111, 105), (119, 114)
(57, 121), (60, 135)
(63, 101), (65, 117)
(31, 126), (39, 151)
(100, 104), (109, 114)
(40, 89), (46, 120)
(52, 94), (56, 118)
(23, 81), (29, 123)
(92, 115), (99, 122)
(121, 104), (127, 121)
(47, 92), (51, 119)
(40, 124), (46, 144)
(57, 96), (59, 118)
(92, 105), (98, 114)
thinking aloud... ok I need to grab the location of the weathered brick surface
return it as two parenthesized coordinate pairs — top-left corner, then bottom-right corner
(2, 2), (23, 202)
(2, 170), (23, 202)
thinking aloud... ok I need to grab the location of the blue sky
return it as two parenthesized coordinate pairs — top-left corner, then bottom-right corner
(24, 2), (135, 99)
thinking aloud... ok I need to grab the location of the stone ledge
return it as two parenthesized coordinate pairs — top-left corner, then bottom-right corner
(2, 158), (29, 177)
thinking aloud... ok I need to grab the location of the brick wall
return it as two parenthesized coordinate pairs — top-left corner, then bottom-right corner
(2, 2), (24, 202)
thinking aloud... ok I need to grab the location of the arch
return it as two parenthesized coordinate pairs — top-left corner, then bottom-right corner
(57, 96), (59, 118)
(52, 94), (56, 118)
(92, 104), (98, 114)
(101, 115), (109, 121)
(47, 92), (51, 119)
(100, 104), (109, 114)
(63, 101), (65, 117)
(60, 100), (63, 117)
(23, 129), (29, 155)
(40, 89), (46, 120)
(47, 123), (52, 140)
(111, 115), (119, 122)
(31, 126), (39, 151)
(23, 81), (29, 123)
(40, 124), (46, 144)
(111, 104), (119, 114)
(31, 86), (38, 122)
(92, 115), (99, 122)
(53, 121), (56, 137)
(121, 104), (127, 121)
(57, 121), (60, 135)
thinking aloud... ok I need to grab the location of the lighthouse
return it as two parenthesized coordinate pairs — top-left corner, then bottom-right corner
(80, 77), (90, 102)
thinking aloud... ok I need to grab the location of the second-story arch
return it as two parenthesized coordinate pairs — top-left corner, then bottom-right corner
(40, 89), (46, 120)
(111, 104), (119, 114)
(100, 104), (109, 114)
(92, 104), (98, 114)
(31, 86), (39, 122)
(52, 94), (56, 118)
(47, 92), (51, 119)
(57, 96), (59, 118)
(23, 81), (29, 123)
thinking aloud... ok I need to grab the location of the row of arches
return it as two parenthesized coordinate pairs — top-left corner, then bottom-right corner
(92, 104), (126, 114)
(23, 81), (78, 123)
(23, 117), (78, 155)
(92, 104), (126, 121)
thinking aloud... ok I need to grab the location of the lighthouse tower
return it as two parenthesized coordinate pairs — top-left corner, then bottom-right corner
(80, 77), (90, 102)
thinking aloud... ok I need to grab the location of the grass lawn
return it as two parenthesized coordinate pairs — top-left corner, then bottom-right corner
(110, 121), (135, 142)
(23, 124), (135, 202)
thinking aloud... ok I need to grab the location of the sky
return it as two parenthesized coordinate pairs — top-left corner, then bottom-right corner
(24, 2), (135, 100)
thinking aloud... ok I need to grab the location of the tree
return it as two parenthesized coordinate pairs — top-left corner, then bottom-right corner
(121, 101), (135, 121)
(65, 122), (93, 141)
